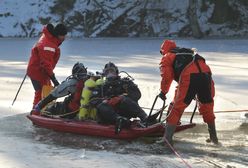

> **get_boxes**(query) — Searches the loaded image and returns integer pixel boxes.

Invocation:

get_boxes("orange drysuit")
[159,40,215,125]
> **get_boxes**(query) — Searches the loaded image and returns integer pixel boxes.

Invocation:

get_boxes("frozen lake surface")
[0,38,247,168]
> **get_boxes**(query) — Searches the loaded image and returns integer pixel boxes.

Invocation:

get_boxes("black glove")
[50,73,60,86]
[158,91,166,101]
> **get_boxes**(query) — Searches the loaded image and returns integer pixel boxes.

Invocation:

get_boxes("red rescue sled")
[27,114,195,140]
[27,95,197,140]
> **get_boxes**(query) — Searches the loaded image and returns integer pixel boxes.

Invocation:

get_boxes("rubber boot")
[163,124,176,146]
[146,111,160,122]
[115,116,131,134]
[206,122,218,144]
[143,111,161,127]
[135,108,153,127]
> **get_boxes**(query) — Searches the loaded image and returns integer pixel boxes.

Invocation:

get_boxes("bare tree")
[89,1,141,37]
[50,0,76,23]
[188,0,203,38]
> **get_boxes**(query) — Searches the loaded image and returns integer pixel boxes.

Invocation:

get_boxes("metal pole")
[11,74,27,106]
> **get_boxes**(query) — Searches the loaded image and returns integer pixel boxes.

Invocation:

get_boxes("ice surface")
[0,38,247,168]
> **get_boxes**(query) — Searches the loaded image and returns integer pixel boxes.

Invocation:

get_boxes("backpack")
[171,47,205,81]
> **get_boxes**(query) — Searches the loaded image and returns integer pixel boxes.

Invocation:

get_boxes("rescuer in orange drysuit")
[159,40,218,145]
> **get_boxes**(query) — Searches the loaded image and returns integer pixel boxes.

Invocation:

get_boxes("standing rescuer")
[159,40,218,145]
[27,23,67,108]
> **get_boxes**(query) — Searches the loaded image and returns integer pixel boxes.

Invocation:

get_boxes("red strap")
[106,96,123,107]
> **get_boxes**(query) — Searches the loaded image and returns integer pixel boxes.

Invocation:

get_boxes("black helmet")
[72,62,87,75]
[53,23,67,36]
[46,23,67,37]
[103,62,119,78]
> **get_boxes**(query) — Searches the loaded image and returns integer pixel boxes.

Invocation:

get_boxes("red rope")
[142,106,248,113]
[182,109,248,114]
[213,109,248,113]
[164,138,193,168]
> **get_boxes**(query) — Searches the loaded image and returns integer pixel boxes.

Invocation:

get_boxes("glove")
[158,91,166,101]
[50,73,60,86]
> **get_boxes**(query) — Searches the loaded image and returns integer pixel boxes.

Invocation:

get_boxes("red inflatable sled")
[27,95,196,140]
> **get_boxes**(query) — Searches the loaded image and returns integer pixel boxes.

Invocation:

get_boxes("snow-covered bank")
[1,1,248,37]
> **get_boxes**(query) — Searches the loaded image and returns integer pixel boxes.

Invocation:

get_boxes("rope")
[164,138,193,168]
[142,106,248,114]
[182,109,248,115]
[41,109,79,118]
[141,106,160,111]
[213,109,248,113]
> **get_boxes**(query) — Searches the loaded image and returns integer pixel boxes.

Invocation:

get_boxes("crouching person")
[96,62,151,134]
[31,62,88,118]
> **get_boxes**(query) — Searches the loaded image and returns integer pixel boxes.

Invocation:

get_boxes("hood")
[42,26,62,46]
[160,40,176,55]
